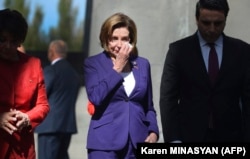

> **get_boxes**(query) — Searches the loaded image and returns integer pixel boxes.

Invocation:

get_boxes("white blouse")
[120,71,135,97]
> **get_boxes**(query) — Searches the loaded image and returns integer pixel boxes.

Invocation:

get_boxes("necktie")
[207,43,219,129]
[208,43,219,85]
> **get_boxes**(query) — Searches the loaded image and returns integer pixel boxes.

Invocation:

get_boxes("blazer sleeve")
[26,59,50,129]
[160,43,181,142]
[43,66,56,97]
[241,43,250,141]
[145,60,159,137]
[84,56,124,106]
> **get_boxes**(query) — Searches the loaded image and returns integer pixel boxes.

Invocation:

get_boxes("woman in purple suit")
[84,13,159,159]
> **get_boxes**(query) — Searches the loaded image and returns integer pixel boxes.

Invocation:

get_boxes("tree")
[24,6,48,50]
[49,0,82,51]
[4,0,84,52]
[3,0,47,51]
[4,0,29,18]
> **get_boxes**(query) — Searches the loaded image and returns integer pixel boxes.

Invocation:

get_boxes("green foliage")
[25,5,48,50]
[3,0,84,52]
[4,0,29,18]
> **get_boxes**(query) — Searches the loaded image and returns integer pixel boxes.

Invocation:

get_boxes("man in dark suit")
[160,0,250,142]
[35,40,80,158]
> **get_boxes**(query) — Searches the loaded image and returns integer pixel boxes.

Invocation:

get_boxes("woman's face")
[108,27,130,57]
[0,32,20,61]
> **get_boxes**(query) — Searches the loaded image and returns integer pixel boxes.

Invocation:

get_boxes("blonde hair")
[99,12,138,56]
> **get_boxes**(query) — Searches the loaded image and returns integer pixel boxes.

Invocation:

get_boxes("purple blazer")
[84,51,159,150]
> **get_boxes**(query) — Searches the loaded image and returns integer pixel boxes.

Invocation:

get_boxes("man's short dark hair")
[195,0,230,19]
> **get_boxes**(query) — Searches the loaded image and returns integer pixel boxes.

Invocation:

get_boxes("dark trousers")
[37,133,71,159]
[204,128,243,142]
[88,138,136,159]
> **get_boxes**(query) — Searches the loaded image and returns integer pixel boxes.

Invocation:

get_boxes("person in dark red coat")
[0,9,49,159]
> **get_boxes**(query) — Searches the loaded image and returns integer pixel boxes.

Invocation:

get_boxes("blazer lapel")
[121,58,140,98]
[215,36,234,85]
[191,34,212,86]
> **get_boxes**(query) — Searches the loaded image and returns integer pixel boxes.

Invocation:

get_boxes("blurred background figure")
[35,40,81,159]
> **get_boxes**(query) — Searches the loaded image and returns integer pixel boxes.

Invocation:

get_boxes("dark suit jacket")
[84,51,159,150]
[35,59,80,134]
[160,32,250,142]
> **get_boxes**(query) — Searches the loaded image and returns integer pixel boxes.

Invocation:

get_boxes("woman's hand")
[144,132,158,143]
[113,43,133,73]
[14,110,30,131]
[0,110,18,135]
